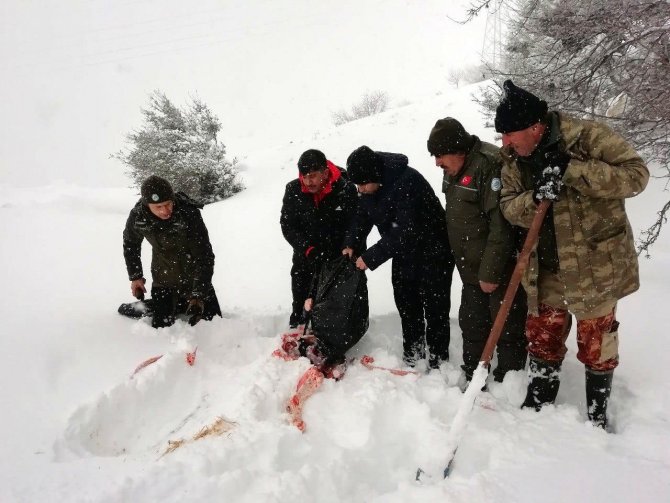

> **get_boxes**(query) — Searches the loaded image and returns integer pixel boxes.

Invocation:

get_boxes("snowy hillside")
[1,82,669,502]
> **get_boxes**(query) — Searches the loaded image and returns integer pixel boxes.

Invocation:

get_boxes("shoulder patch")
[491,177,502,192]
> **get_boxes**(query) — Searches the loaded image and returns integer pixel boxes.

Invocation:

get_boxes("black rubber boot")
[118,299,154,319]
[521,357,562,411]
[585,368,613,429]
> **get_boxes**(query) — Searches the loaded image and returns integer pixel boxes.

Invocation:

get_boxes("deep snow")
[1,1,669,501]
[1,83,669,502]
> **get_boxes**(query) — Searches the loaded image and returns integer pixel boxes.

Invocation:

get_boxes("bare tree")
[332,90,390,126]
[469,0,670,253]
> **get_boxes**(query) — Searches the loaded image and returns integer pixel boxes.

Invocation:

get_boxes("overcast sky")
[0,0,488,188]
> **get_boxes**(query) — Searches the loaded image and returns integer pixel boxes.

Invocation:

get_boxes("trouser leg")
[521,303,571,409]
[459,283,491,380]
[491,285,528,382]
[575,308,619,371]
[392,261,425,365]
[422,254,452,367]
[290,256,314,327]
[526,303,571,363]
[151,287,178,328]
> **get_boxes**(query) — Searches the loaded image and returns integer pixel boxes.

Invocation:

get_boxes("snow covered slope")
[1,81,669,502]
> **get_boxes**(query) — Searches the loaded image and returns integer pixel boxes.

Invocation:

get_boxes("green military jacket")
[443,137,515,286]
[123,193,216,298]
[500,112,649,314]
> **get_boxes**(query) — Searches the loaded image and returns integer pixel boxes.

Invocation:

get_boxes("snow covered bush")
[113,91,243,204]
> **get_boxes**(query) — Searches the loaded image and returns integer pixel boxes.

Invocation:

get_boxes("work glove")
[533,150,570,203]
[186,298,205,326]
[544,149,571,174]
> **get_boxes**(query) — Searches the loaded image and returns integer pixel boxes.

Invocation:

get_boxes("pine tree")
[114,91,243,204]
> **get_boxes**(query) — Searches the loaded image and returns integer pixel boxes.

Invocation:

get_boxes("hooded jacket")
[346,152,451,271]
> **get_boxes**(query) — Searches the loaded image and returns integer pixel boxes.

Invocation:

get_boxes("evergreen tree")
[114,91,243,204]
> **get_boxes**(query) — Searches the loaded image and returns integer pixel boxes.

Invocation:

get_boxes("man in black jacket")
[280,149,359,328]
[344,146,455,368]
[120,175,221,328]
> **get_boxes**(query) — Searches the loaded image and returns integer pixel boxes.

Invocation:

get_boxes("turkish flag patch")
[460,175,473,186]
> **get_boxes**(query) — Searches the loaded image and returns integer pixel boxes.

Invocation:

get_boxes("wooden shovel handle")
[479,200,551,366]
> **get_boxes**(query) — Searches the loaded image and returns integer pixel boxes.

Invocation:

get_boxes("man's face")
[501,123,544,157]
[302,168,330,193]
[434,153,466,177]
[148,200,174,220]
[356,182,380,195]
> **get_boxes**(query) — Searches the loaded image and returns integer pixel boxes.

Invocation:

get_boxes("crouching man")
[119,175,222,328]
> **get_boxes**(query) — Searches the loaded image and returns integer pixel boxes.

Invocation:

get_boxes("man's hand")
[533,166,564,203]
[186,298,205,326]
[304,298,313,312]
[342,247,354,258]
[544,149,570,174]
[131,278,146,300]
[533,149,570,203]
[355,256,368,270]
[479,281,498,293]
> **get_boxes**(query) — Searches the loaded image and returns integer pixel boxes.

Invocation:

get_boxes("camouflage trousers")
[526,304,619,371]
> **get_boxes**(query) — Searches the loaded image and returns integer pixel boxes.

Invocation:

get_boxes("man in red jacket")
[280,149,359,328]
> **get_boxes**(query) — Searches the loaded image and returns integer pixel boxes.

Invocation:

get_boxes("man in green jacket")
[120,175,222,328]
[495,80,649,428]
[427,118,527,388]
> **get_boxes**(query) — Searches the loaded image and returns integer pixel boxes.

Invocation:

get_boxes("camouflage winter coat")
[123,193,215,298]
[500,112,649,315]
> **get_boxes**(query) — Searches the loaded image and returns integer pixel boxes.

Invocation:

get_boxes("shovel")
[417,199,551,481]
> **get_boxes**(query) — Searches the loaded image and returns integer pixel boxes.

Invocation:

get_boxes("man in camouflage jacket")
[495,80,648,428]
[121,175,222,328]
[427,117,527,388]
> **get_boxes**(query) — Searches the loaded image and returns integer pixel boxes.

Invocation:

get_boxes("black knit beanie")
[427,117,474,156]
[346,146,383,184]
[298,149,328,175]
[494,80,548,134]
[141,175,174,205]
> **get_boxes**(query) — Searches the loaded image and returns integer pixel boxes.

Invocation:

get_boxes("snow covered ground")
[1,1,669,501]
[1,83,669,502]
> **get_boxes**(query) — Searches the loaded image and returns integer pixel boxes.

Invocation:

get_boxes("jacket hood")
[377,152,409,187]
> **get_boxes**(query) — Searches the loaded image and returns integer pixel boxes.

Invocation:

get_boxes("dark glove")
[544,150,570,175]
[533,150,570,203]
[186,298,205,326]
[533,167,564,203]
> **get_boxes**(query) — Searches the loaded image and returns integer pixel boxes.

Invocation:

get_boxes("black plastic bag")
[310,256,369,361]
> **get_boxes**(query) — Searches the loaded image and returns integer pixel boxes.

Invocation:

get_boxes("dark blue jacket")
[345,152,451,271]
